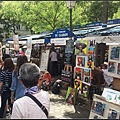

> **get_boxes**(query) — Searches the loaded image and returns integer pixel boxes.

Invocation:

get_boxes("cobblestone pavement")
[48,90,90,119]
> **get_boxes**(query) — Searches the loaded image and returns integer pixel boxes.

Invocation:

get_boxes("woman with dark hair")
[10,55,28,103]
[0,58,14,118]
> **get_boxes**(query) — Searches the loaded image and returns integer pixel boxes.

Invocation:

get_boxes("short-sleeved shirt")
[11,90,50,119]
[50,51,58,61]
[102,69,113,86]
[0,70,12,93]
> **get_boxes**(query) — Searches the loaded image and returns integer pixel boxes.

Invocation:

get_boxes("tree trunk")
[103,0,108,24]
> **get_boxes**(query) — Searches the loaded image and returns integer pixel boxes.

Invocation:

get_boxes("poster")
[82,83,89,97]
[117,63,120,75]
[74,79,82,94]
[110,46,120,60]
[65,87,77,105]
[40,49,50,71]
[75,39,88,55]
[108,108,118,119]
[13,35,19,51]
[89,94,120,119]
[83,68,91,86]
[91,101,106,116]
[102,88,120,105]
[74,67,84,81]
[108,61,116,73]
[76,56,87,67]
[87,41,95,69]
[64,40,74,65]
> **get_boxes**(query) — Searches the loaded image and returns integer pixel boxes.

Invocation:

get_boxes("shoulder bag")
[25,93,48,117]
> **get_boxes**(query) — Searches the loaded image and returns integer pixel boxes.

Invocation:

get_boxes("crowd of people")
[0,52,52,119]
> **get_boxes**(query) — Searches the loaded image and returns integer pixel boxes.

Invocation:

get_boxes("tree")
[103,0,108,24]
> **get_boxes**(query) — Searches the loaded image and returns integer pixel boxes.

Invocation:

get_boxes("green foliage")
[0,1,119,35]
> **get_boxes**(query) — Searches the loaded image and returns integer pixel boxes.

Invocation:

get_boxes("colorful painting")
[110,46,120,60]
[76,56,86,67]
[65,87,77,105]
[91,101,106,116]
[74,79,82,93]
[108,108,118,119]
[75,39,88,55]
[108,61,116,73]
[83,68,91,86]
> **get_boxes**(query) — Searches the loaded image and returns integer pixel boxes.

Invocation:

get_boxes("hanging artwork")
[83,68,91,86]
[75,39,88,56]
[76,56,87,67]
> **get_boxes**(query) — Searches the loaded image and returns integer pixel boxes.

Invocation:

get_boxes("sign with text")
[51,28,74,38]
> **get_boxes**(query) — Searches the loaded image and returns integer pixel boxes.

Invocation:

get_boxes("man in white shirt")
[49,49,58,76]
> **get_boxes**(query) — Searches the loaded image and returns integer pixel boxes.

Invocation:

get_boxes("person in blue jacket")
[10,55,28,103]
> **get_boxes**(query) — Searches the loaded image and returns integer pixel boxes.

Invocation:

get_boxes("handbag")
[25,93,48,117]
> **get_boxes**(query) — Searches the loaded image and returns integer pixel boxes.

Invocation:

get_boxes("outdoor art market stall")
[64,35,120,107]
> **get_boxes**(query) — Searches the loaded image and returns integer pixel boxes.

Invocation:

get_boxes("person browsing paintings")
[94,64,113,89]
[49,49,58,76]
[10,55,28,103]
[11,63,50,119]
[0,58,14,118]
[42,71,54,90]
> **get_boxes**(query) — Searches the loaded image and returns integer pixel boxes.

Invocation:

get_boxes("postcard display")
[107,45,120,78]
[74,39,95,97]
[89,88,120,119]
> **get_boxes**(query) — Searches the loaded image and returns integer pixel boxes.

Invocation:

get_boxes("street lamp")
[66,1,76,40]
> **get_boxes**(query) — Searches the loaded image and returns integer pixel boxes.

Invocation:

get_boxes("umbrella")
[75,42,87,49]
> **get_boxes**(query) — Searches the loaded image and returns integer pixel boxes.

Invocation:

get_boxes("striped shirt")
[0,70,12,93]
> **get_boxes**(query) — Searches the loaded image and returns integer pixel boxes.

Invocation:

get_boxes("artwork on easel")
[108,61,116,73]
[110,46,120,60]
[108,108,118,119]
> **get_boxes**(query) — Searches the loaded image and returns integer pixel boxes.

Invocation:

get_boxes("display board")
[102,88,120,105]
[89,94,120,119]
[64,40,74,65]
[107,45,120,78]
[40,49,50,71]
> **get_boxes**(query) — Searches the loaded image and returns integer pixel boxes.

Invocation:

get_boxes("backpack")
[51,82,62,94]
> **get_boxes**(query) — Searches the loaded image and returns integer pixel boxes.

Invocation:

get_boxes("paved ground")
[48,90,90,119]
